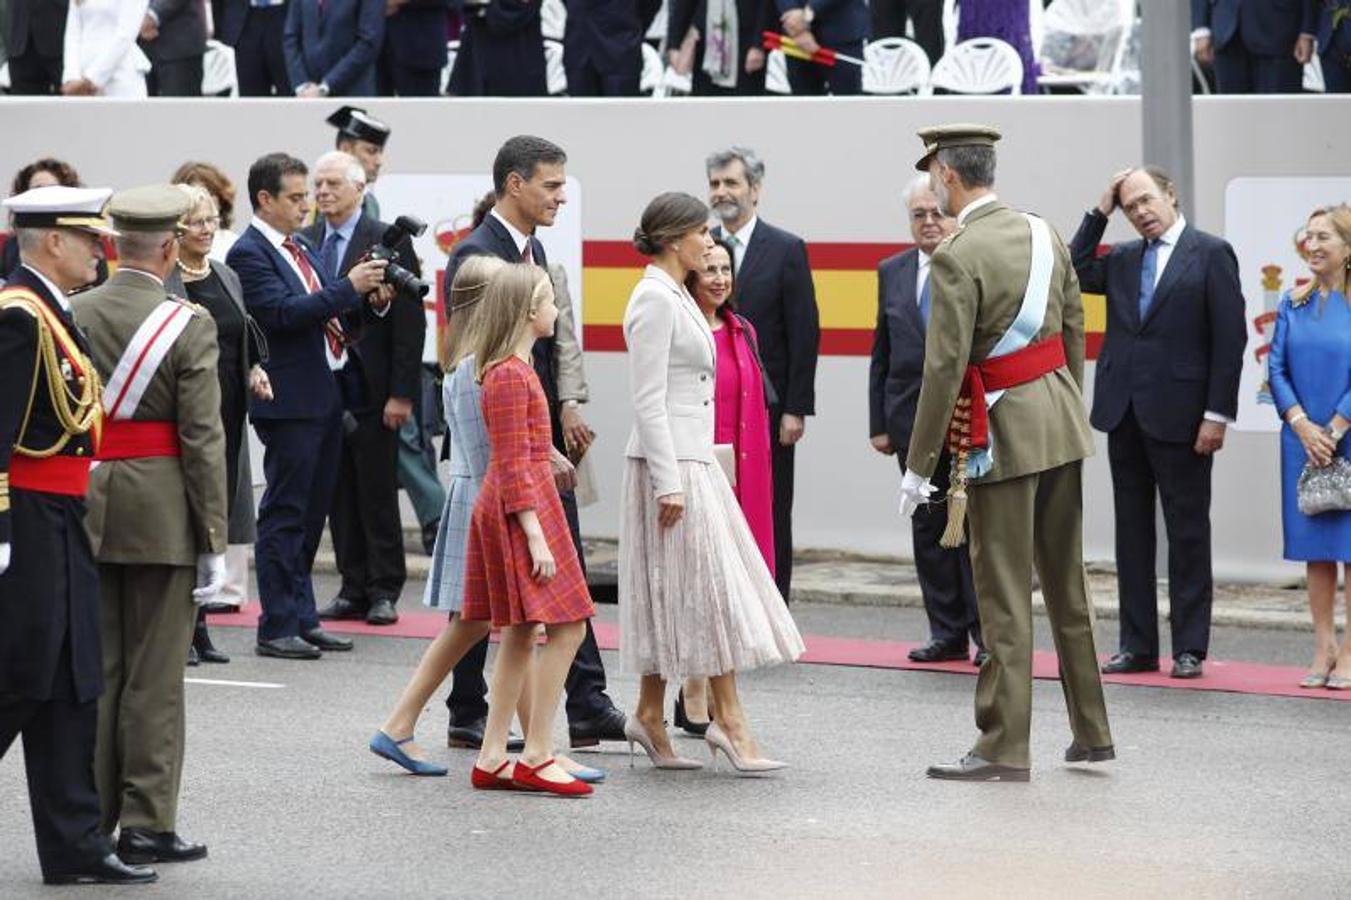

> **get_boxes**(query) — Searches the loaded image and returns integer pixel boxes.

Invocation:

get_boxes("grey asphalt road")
[2,574,1347,899]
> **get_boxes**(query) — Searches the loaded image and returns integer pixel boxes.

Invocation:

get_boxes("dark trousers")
[254,413,344,641]
[232,6,293,96]
[1212,39,1303,93]
[691,48,768,95]
[786,39,864,94]
[386,65,442,96]
[1322,31,1351,93]
[566,55,641,96]
[769,409,797,600]
[330,412,407,605]
[147,56,205,96]
[905,452,982,648]
[0,645,109,877]
[870,0,945,63]
[447,488,614,725]
[7,49,63,94]
[1108,407,1214,659]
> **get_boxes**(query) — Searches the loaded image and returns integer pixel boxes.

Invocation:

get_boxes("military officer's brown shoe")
[1064,742,1116,763]
[926,753,1030,782]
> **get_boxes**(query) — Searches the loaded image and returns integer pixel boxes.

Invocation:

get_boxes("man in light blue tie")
[869,174,984,665]
[1069,166,1247,681]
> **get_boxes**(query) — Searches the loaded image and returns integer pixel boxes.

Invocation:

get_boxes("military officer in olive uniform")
[72,185,228,864]
[900,125,1113,782]
[0,186,157,885]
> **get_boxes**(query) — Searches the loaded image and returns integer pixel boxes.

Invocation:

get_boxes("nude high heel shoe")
[623,717,703,770]
[705,722,787,776]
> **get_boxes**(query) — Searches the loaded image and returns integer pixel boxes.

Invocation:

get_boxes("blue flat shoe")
[369,731,448,776]
[569,764,606,784]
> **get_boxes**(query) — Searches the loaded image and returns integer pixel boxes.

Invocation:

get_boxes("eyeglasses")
[182,217,220,231]
[910,209,946,223]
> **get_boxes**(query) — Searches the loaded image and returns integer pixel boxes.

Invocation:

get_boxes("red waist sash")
[97,421,181,460]
[949,336,1067,452]
[9,455,91,496]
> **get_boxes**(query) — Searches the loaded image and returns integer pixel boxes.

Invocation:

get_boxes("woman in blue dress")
[1268,205,1351,689]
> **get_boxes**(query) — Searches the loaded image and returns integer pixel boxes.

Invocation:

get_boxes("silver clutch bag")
[1297,458,1351,516]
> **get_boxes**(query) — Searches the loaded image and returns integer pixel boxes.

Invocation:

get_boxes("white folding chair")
[1036,0,1133,94]
[765,49,791,95]
[929,37,1024,95]
[201,39,238,97]
[544,39,568,95]
[862,37,932,95]
[441,40,459,94]
[541,0,566,42]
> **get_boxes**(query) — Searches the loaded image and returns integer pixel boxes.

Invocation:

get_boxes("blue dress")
[423,357,491,611]
[1268,290,1351,561]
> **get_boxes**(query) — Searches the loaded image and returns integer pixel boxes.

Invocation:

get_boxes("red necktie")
[282,236,346,361]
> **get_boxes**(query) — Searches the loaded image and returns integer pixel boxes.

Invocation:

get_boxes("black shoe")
[1100,652,1159,675]
[673,689,710,737]
[1171,652,1204,679]
[568,706,628,748]
[908,639,969,663]
[446,716,525,752]
[317,596,368,621]
[256,636,322,660]
[44,853,158,885]
[186,645,200,667]
[193,623,230,664]
[1064,742,1116,763]
[116,828,208,865]
[200,601,237,614]
[197,645,230,664]
[421,519,440,555]
[301,627,354,652]
[972,649,990,667]
[366,598,399,626]
[926,753,1030,782]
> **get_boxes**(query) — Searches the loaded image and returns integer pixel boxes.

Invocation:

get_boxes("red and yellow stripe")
[581,240,1106,359]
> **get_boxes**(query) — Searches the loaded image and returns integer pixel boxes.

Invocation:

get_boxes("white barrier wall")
[2,95,1341,582]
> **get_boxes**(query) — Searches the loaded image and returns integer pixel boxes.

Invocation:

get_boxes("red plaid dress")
[461,356,594,626]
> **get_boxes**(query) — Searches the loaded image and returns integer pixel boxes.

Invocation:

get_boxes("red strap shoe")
[511,758,593,797]
[471,760,518,790]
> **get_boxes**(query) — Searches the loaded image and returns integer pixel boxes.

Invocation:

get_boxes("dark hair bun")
[633,227,661,257]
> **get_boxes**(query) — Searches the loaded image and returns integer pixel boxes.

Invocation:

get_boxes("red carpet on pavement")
[209,603,1350,702]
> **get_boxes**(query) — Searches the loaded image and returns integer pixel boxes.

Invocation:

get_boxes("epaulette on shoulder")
[169,293,210,318]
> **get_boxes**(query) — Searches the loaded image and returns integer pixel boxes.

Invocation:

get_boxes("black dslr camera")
[368,215,431,298]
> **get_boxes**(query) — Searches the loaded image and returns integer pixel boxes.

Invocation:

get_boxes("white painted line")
[184,677,285,689]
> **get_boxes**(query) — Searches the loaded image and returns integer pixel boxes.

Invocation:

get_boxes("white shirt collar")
[956,193,998,226]
[729,215,758,246]
[330,205,364,241]
[490,208,532,257]
[250,215,291,250]
[22,264,70,311]
[918,249,932,268]
[1156,215,1187,246]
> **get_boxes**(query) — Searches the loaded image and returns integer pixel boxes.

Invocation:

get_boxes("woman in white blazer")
[62,0,152,98]
[618,192,803,775]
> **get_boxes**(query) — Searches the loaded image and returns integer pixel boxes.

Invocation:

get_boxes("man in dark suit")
[665,0,771,95]
[378,0,451,96]
[301,151,424,627]
[137,0,208,96]
[446,0,546,96]
[1192,0,1316,94]
[775,0,868,94]
[562,0,660,96]
[6,0,67,95]
[283,0,385,97]
[218,0,292,97]
[707,146,820,601]
[1316,1,1351,93]
[870,175,983,664]
[441,135,626,750]
[869,0,943,63]
[226,152,389,659]
[1069,166,1246,679]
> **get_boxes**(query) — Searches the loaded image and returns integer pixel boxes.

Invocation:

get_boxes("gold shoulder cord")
[0,291,103,458]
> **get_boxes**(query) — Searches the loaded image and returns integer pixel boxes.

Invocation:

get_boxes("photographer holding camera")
[300,150,427,629]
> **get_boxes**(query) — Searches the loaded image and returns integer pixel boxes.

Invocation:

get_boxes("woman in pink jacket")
[676,237,776,734]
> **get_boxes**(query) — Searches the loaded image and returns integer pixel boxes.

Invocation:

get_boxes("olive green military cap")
[915,124,1003,172]
[107,184,192,233]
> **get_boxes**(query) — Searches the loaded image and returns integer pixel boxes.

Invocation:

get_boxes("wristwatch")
[1331,426,1346,443]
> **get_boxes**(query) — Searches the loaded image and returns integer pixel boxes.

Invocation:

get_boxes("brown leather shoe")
[926,753,1030,782]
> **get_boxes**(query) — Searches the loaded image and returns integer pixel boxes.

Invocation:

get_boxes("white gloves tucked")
[192,553,226,606]
[899,469,936,518]
[0,542,10,576]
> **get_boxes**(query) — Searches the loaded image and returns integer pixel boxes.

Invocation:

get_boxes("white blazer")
[63,0,152,98]
[623,264,717,499]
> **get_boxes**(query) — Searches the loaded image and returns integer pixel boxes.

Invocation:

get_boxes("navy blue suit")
[283,0,385,96]
[1070,210,1247,661]
[869,249,980,650]
[219,0,292,96]
[1317,3,1351,92]
[446,0,546,96]
[228,224,366,641]
[1191,0,1316,93]
[439,216,617,726]
[774,0,868,94]
[379,0,451,96]
[562,0,659,96]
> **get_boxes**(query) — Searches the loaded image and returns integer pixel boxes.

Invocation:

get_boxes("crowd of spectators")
[1,2,1343,99]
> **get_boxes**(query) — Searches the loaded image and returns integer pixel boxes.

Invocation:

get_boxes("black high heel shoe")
[673,689,710,737]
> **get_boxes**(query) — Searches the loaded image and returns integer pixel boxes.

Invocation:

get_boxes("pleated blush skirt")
[619,458,805,680]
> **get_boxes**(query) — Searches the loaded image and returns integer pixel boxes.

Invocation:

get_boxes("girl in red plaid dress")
[462,264,595,797]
